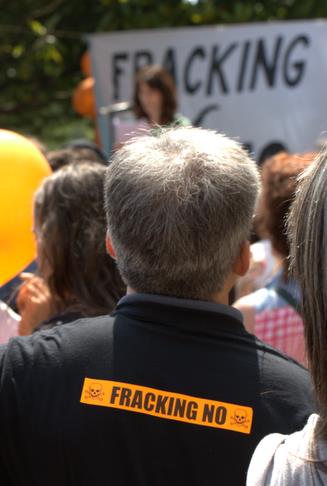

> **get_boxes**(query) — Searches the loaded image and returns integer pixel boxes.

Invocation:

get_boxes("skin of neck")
[147,109,161,125]
[210,273,238,305]
[126,272,239,306]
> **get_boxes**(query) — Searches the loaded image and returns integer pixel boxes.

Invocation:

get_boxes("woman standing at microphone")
[133,65,190,128]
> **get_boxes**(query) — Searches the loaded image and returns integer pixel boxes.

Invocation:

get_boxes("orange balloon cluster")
[73,77,96,118]
[0,130,51,286]
[81,50,92,77]
[72,51,96,119]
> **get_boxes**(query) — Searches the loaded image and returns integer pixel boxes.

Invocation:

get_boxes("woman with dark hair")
[133,65,190,127]
[247,148,327,485]
[234,151,314,365]
[17,162,125,334]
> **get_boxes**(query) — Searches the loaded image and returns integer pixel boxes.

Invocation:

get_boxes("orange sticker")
[80,378,253,435]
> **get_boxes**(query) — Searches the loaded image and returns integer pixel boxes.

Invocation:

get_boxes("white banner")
[89,20,327,160]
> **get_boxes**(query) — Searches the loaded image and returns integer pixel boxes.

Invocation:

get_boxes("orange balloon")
[81,51,92,77]
[0,130,51,286]
[72,77,96,118]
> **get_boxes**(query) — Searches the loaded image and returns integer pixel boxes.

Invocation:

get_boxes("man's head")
[105,127,260,300]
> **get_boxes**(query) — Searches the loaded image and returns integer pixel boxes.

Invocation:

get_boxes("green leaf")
[29,19,47,36]
[12,45,25,58]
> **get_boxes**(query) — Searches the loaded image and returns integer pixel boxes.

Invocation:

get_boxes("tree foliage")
[1,0,327,146]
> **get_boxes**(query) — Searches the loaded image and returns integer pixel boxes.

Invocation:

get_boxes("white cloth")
[235,240,279,299]
[0,301,19,344]
[247,414,327,485]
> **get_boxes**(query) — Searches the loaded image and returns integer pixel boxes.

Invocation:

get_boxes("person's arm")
[246,433,288,486]
[16,273,54,335]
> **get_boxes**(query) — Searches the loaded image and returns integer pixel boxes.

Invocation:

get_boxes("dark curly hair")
[256,151,315,260]
[34,162,125,316]
[133,65,177,125]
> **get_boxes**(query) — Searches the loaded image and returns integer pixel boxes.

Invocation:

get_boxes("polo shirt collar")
[114,293,245,335]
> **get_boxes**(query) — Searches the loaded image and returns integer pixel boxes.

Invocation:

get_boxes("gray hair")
[288,147,327,437]
[105,127,260,300]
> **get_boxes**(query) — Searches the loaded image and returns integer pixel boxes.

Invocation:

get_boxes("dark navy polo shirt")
[0,293,314,485]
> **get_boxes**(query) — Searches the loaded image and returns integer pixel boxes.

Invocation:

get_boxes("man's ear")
[232,240,250,277]
[106,231,116,259]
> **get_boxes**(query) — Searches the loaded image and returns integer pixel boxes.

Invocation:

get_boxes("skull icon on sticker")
[230,408,250,428]
[84,382,105,401]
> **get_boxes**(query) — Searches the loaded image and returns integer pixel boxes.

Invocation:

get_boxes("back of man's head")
[105,127,259,300]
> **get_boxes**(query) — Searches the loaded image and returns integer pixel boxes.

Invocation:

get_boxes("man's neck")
[211,293,230,306]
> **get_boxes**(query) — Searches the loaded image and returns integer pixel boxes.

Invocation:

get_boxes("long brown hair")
[133,65,177,125]
[288,148,327,438]
[34,162,125,317]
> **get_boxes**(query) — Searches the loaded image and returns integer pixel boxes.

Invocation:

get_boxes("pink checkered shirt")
[255,306,306,366]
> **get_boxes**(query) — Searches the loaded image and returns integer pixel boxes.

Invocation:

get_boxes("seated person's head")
[105,127,259,302]
[34,162,125,316]
[256,152,315,262]
[47,144,107,172]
